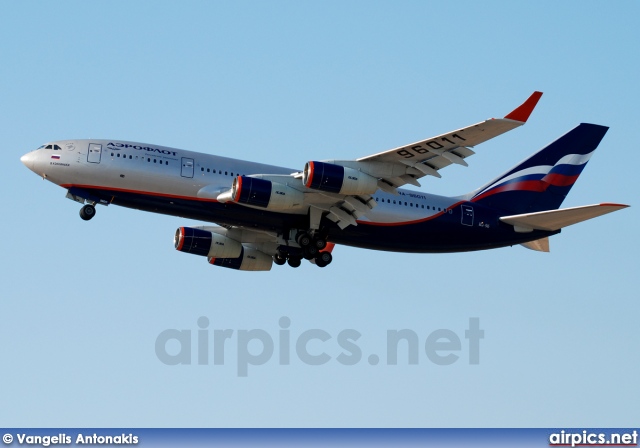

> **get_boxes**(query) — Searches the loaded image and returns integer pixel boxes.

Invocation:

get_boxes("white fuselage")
[21,139,460,225]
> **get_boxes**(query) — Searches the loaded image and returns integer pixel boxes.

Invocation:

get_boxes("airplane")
[20,91,628,271]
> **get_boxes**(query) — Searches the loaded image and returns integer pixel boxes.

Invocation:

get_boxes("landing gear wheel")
[302,245,318,260]
[296,231,311,247]
[79,204,96,221]
[287,257,301,268]
[312,237,327,250]
[315,252,332,268]
[273,253,287,266]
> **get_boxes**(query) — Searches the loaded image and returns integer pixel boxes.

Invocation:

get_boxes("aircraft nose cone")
[21,152,35,170]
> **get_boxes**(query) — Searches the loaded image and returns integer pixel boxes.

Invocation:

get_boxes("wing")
[357,91,543,192]
[297,91,543,228]
[219,92,543,230]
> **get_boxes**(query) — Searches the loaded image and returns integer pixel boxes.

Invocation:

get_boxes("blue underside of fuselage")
[75,186,557,253]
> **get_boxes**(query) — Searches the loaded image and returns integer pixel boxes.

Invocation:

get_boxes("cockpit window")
[45,145,53,149]
[37,145,45,149]
[53,145,61,150]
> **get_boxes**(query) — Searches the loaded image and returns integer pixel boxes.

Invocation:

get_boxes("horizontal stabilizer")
[521,237,550,252]
[500,203,629,232]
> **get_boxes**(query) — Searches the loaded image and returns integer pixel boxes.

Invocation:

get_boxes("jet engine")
[218,176,304,211]
[303,161,378,195]
[174,227,242,258]
[208,246,273,271]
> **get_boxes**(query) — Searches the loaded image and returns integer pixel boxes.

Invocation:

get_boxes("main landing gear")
[272,231,333,269]
[314,251,332,268]
[296,230,327,259]
[273,251,306,268]
[79,204,96,221]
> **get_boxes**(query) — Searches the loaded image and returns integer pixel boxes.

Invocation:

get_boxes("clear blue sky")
[1,1,638,427]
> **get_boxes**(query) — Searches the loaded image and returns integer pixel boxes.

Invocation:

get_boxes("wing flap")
[500,203,629,231]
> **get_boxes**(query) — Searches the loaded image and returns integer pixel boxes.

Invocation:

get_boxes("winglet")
[504,91,543,123]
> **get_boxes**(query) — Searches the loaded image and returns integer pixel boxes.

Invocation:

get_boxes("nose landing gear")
[79,204,96,221]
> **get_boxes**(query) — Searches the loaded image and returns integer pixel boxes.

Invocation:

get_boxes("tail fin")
[469,123,608,214]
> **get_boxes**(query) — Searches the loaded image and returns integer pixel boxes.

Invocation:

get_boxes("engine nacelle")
[208,246,273,271]
[221,176,304,211]
[174,227,242,258]
[303,161,378,195]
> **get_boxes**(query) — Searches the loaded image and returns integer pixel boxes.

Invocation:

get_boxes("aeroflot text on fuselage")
[19,91,629,272]
[107,142,178,156]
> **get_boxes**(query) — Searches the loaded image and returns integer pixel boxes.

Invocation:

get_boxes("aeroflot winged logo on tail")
[20,91,629,272]
[472,151,594,201]
[107,142,178,156]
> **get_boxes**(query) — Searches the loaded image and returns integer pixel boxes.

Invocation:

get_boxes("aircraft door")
[461,205,474,226]
[87,143,102,163]
[181,157,194,178]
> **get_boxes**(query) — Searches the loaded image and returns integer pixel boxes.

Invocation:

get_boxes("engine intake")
[208,246,273,271]
[174,227,242,258]
[303,161,378,195]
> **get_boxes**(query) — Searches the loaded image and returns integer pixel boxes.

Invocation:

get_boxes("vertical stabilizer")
[470,123,608,214]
